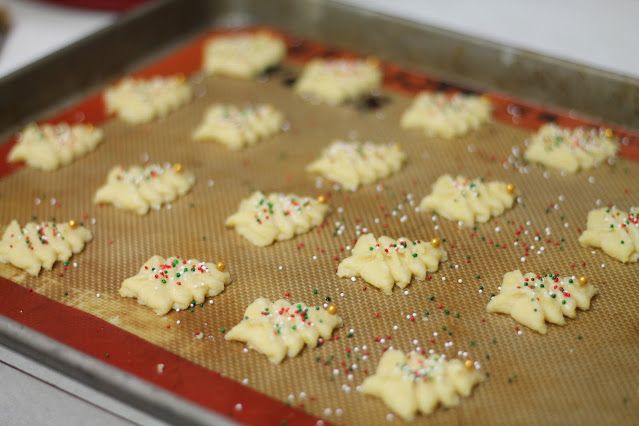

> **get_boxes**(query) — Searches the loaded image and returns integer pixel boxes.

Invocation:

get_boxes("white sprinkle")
[350,277,356,282]
[156,363,165,374]
[588,176,595,184]
[207,179,215,187]
[332,368,340,376]
[242,378,249,385]
[278,265,283,271]
[34,197,41,205]
[457,278,463,283]
[312,255,318,260]
[403,290,409,296]
[234,403,243,412]
[96,293,101,298]
[393,325,399,331]
[386,413,395,422]
[324,408,332,416]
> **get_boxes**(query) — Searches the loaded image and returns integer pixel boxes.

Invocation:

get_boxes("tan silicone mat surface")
[1,58,638,425]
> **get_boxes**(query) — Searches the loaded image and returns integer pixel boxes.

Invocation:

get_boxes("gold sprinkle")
[68,220,78,229]
[216,261,226,272]
[430,237,441,248]
[173,163,183,173]
[327,304,337,315]
[317,195,327,204]
[604,128,613,138]
[578,276,588,286]
[366,56,380,67]
[506,183,516,194]
[464,359,474,369]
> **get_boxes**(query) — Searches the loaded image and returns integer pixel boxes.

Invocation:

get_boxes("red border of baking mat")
[1,27,638,424]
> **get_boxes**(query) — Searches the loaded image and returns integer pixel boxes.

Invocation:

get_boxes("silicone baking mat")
[1,28,638,425]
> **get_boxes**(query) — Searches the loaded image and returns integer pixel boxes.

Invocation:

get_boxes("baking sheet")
[1,29,638,425]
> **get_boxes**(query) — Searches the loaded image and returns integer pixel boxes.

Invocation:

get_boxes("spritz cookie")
[225,297,342,364]
[337,234,447,294]
[105,76,192,124]
[94,163,195,215]
[306,140,406,191]
[8,123,103,171]
[120,255,231,315]
[579,206,639,263]
[295,58,382,105]
[0,219,92,276]
[225,191,329,247]
[203,32,286,79]
[524,124,618,173]
[486,270,598,334]
[401,92,491,139]
[362,349,483,421]
[419,175,516,226]
[193,104,284,150]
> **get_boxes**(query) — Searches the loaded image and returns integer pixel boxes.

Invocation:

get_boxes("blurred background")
[0,0,638,79]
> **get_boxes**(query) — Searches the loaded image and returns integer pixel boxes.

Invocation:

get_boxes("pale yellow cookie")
[337,234,447,294]
[225,297,342,364]
[362,349,484,421]
[295,58,382,105]
[193,104,284,150]
[486,270,598,334]
[120,255,231,315]
[203,32,286,79]
[579,206,639,263]
[225,191,329,247]
[419,174,516,226]
[401,92,491,139]
[105,76,192,124]
[8,123,103,171]
[524,124,618,173]
[0,219,92,276]
[306,141,406,191]
[94,163,195,215]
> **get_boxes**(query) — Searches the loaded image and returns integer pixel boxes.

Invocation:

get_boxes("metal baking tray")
[1,1,637,424]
